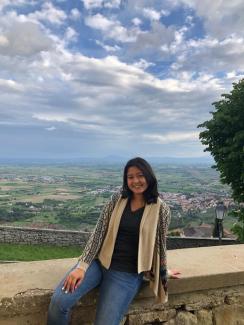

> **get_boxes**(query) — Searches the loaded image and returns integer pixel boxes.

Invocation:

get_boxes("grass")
[0,243,82,261]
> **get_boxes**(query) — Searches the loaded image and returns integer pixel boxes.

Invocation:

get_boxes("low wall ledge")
[1,245,244,325]
[0,225,91,234]
[0,225,238,248]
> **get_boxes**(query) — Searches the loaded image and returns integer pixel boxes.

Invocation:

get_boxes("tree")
[230,207,244,241]
[198,79,244,241]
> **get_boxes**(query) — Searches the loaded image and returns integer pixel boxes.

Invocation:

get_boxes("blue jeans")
[47,260,143,325]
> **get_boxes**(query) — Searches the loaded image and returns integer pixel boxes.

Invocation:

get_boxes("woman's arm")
[77,191,121,271]
[158,201,171,268]
[158,202,180,286]
[62,192,121,293]
[158,201,171,291]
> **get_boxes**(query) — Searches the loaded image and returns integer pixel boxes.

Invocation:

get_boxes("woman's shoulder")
[157,196,168,207]
[157,197,171,228]
[109,189,123,204]
[158,197,171,215]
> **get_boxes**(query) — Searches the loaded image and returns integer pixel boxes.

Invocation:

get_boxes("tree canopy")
[198,79,244,203]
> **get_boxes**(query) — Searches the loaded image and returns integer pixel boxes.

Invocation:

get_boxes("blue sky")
[0,0,244,159]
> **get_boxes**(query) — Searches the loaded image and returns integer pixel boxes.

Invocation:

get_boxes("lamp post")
[215,201,226,244]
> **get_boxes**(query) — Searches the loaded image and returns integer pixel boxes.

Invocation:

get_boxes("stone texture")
[195,309,212,325]
[213,304,244,325]
[0,225,237,248]
[1,245,244,324]
[175,311,197,325]
[127,309,176,324]
[0,313,47,325]
[224,293,244,305]
[164,319,176,325]
[0,225,90,247]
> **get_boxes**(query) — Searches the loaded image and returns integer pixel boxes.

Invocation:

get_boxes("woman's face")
[127,166,148,196]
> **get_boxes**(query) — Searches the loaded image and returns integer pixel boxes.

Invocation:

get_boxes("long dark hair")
[121,157,159,204]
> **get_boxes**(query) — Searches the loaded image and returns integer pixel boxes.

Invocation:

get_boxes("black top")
[110,200,144,273]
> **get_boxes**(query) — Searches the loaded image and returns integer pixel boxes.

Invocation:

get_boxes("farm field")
[0,163,235,233]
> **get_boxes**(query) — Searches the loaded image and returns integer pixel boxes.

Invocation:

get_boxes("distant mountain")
[0,155,214,166]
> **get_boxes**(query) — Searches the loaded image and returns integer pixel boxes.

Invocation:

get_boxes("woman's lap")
[47,260,143,325]
[95,269,143,325]
[47,260,102,324]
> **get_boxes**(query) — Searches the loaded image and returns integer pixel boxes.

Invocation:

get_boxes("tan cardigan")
[78,192,171,303]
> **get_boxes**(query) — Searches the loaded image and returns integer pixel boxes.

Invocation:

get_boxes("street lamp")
[215,201,227,243]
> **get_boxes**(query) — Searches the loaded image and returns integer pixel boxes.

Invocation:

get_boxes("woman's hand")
[168,269,181,279]
[62,268,85,294]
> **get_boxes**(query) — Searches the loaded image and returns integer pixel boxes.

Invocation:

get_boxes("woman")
[47,157,179,325]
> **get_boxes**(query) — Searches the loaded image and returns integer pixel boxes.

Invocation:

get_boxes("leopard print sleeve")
[156,201,171,268]
[77,191,121,271]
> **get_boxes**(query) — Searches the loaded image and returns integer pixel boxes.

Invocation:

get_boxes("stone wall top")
[1,244,244,300]
[0,225,90,234]
[1,245,244,324]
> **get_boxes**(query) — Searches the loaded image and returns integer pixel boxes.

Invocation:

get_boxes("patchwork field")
[0,163,234,233]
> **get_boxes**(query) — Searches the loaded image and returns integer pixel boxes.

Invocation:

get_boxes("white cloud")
[173,0,244,38]
[0,78,24,91]
[0,21,52,57]
[82,0,121,9]
[143,8,162,21]
[1,0,242,158]
[226,71,244,80]
[85,13,113,30]
[173,35,244,73]
[104,0,121,8]
[64,27,78,43]
[95,40,120,52]
[0,39,224,156]
[128,21,176,58]
[0,35,9,46]
[28,2,67,26]
[85,14,138,42]
[161,9,170,16]
[82,0,103,9]
[133,58,155,70]
[33,114,69,123]
[132,17,142,26]
[0,0,30,11]
[32,111,128,135]
[45,126,56,131]
[70,8,81,20]
[144,131,199,144]
[194,1,244,38]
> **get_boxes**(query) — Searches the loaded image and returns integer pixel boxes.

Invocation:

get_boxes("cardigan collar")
[98,195,161,271]
[98,195,167,303]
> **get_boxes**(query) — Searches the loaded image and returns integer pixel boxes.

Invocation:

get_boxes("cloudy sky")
[0,0,244,160]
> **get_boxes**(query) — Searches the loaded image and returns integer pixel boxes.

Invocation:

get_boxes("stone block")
[175,311,197,325]
[213,304,244,325]
[127,309,176,325]
[164,319,176,325]
[224,293,244,305]
[195,309,212,325]
[0,312,47,325]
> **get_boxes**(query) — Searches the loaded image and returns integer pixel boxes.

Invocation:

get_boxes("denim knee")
[49,289,69,315]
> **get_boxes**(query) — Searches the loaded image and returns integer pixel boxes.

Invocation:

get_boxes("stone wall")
[1,245,244,325]
[0,225,90,247]
[1,283,244,325]
[166,236,237,249]
[0,225,237,249]
[126,284,244,325]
